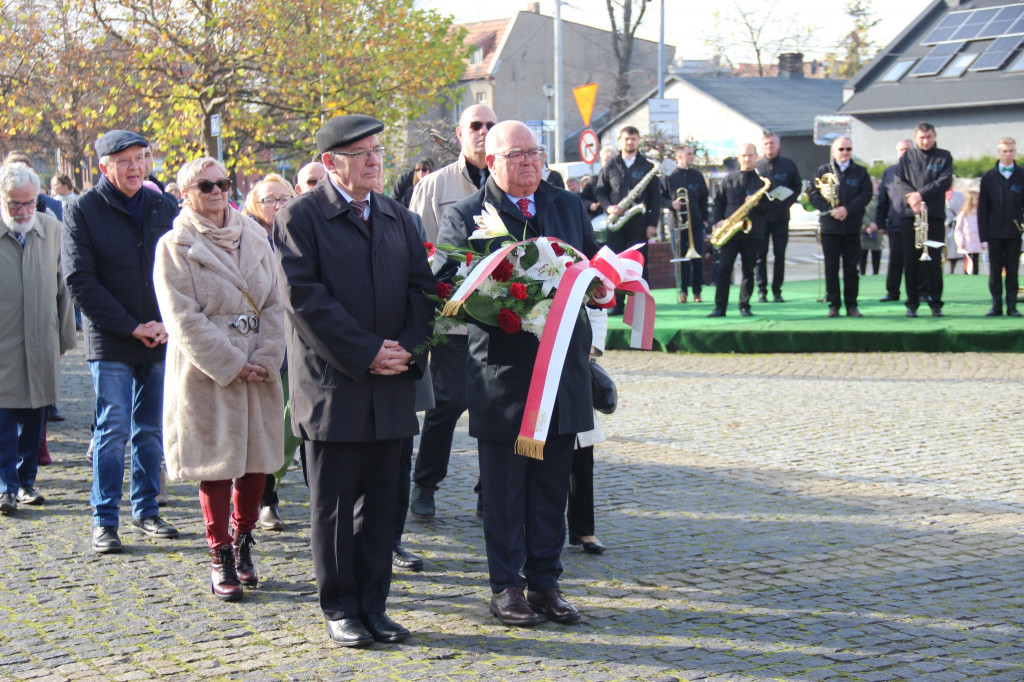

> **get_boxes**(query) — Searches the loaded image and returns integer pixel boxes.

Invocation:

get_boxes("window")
[940,53,977,77]
[476,92,487,104]
[878,59,916,82]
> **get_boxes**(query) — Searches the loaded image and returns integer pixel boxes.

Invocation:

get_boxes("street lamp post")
[543,83,554,151]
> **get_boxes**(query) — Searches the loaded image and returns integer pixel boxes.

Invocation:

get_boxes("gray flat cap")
[95,130,149,158]
[316,115,384,154]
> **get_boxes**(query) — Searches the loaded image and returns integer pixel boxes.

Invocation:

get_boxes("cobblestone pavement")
[3,345,1024,681]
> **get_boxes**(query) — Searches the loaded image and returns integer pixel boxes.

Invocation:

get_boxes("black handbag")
[590,358,617,415]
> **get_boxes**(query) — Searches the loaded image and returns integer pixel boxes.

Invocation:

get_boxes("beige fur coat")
[154,213,285,482]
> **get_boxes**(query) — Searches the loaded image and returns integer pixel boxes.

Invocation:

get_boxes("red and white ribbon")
[440,241,521,317]
[589,245,655,350]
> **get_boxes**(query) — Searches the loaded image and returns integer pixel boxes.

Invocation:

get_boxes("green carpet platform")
[606,274,1024,353]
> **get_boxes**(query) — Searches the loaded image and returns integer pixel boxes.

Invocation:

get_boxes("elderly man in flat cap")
[63,130,180,554]
[274,114,434,646]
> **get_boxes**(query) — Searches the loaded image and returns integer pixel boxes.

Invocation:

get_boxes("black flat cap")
[95,130,149,158]
[316,115,384,154]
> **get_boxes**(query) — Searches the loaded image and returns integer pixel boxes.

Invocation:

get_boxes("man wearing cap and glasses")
[274,114,434,646]
[406,104,498,526]
[62,130,181,554]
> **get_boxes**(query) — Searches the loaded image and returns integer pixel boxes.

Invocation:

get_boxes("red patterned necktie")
[517,197,532,219]
[349,199,368,225]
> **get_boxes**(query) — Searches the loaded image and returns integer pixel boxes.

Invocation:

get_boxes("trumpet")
[914,204,931,261]
[710,176,772,249]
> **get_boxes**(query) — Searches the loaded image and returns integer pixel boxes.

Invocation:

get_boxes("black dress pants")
[714,237,759,311]
[755,219,789,295]
[988,236,1022,310]
[822,232,861,310]
[677,227,704,297]
[885,230,904,298]
[900,217,944,311]
[307,439,400,620]
[567,445,595,537]
[413,336,468,492]
[478,434,575,593]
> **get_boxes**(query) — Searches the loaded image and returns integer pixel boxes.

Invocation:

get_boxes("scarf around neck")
[178,204,243,252]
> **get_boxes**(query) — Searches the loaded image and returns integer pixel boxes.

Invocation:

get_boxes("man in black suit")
[875,139,913,302]
[274,115,434,646]
[434,121,602,627]
[807,136,873,317]
[660,143,709,304]
[754,133,801,303]
[978,136,1024,317]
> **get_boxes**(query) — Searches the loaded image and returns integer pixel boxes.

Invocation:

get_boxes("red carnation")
[492,259,514,282]
[436,282,452,299]
[464,252,473,265]
[551,243,565,256]
[424,242,435,257]
[497,308,521,334]
[509,282,528,300]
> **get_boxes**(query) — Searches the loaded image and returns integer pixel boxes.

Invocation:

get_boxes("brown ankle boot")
[210,545,243,601]
[233,530,258,587]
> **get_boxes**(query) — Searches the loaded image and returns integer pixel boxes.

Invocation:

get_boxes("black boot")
[210,545,243,601]
[232,530,258,587]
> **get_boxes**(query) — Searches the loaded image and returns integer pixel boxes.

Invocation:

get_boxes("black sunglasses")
[836,147,852,152]
[193,178,232,193]
[468,120,496,131]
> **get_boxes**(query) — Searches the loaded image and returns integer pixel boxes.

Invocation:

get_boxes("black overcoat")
[273,178,434,443]
[434,177,598,441]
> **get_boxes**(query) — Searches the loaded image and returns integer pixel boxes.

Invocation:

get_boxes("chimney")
[778,52,805,79]
[527,2,540,12]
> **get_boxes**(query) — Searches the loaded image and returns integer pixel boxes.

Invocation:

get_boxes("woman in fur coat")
[154,158,285,602]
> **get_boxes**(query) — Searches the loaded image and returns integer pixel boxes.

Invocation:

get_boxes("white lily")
[523,237,574,296]
[470,202,511,241]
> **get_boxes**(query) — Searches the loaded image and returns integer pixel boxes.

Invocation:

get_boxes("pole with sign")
[573,82,599,169]
[210,114,223,164]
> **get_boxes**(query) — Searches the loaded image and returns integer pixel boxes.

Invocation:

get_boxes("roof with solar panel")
[839,0,1024,115]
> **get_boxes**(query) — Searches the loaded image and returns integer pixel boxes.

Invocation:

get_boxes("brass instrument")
[665,188,701,294]
[815,171,840,209]
[710,176,772,249]
[914,203,931,261]
[593,161,666,233]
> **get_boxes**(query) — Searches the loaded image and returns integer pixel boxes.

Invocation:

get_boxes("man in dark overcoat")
[978,136,1024,317]
[273,115,434,646]
[434,121,602,627]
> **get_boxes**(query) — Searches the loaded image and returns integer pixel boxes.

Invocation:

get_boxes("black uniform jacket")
[434,177,598,441]
[62,177,178,363]
[807,162,873,235]
[978,163,1024,241]
[754,155,801,222]
[595,154,660,228]
[875,164,903,232]
[711,170,772,241]
[660,167,708,230]
[273,178,434,443]
[894,145,953,219]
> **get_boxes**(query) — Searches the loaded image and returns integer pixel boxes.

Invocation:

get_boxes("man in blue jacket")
[63,130,180,554]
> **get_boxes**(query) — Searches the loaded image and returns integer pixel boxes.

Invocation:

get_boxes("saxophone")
[914,203,931,261]
[601,162,664,233]
[710,176,772,249]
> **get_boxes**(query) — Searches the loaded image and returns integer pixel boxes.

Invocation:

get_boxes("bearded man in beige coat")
[0,163,75,514]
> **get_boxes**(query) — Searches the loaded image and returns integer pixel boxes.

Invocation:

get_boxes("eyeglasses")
[836,147,852,152]
[414,167,431,173]
[497,148,544,164]
[332,147,386,161]
[468,120,496,132]
[259,196,290,207]
[108,154,146,169]
[304,177,320,186]
[5,200,36,212]
[192,178,232,193]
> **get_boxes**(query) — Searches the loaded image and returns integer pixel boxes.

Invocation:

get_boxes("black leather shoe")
[0,492,17,515]
[361,613,410,643]
[392,545,424,572]
[739,307,753,316]
[1009,308,1022,317]
[581,540,605,554]
[931,308,945,317]
[773,293,786,303]
[707,308,725,318]
[92,526,123,554]
[847,307,863,318]
[879,294,900,302]
[325,617,374,647]
[906,308,918,318]
[827,307,839,318]
[527,587,581,624]
[986,308,1003,316]
[131,515,179,538]
[490,587,543,626]
[45,404,65,422]
[258,504,284,531]
[757,292,768,303]
[17,485,44,505]
[409,486,435,519]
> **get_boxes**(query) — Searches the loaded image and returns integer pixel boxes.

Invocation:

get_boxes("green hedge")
[867,155,1017,180]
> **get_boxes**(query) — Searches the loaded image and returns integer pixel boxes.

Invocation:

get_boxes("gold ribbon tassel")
[441,300,464,317]
[514,436,545,460]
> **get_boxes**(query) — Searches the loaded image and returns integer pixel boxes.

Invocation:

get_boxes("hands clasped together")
[370,339,411,376]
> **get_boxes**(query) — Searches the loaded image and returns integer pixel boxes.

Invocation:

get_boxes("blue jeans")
[89,361,164,527]
[0,407,46,494]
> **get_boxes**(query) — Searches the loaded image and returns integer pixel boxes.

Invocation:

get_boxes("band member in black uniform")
[661,144,708,304]
[894,122,953,317]
[708,143,770,317]
[875,139,913,302]
[754,132,801,303]
[978,136,1024,317]
[807,137,873,317]
[595,126,659,314]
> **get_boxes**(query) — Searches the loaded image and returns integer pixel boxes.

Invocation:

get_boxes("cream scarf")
[178,204,244,252]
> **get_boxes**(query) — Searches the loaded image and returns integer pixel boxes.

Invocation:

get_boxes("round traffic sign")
[578,129,599,165]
